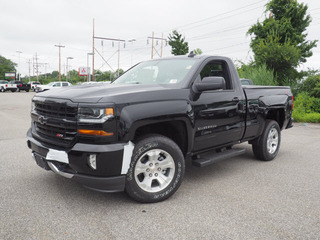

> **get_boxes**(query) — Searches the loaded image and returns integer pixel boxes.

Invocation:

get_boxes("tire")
[252,120,281,161]
[17,88,20,92]
[35,88,39,93]
[26,89,29,92]
[125,135,185,203]
[0,87,4,92]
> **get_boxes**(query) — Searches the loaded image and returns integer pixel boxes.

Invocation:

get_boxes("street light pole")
[66,57,73,81]
[87,53,93,82]
[128,39,136,66]
[16,51,22,80]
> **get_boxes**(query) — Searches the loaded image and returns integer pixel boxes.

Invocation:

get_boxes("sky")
[1,0,320,78]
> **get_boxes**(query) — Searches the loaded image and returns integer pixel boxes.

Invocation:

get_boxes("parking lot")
[1,92,319,239]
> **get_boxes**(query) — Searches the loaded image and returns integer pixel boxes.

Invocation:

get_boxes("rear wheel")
[16,88,20,92]
[252,120,281,161]
[26,89,29,92]
[0,87,4,92]
[125,135,185,203]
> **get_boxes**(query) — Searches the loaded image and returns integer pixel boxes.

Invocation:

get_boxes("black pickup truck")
[27,55,293,203]
[7,80,31,92]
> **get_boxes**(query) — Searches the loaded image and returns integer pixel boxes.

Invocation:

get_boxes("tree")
[247,0,317,85]
[299,74,320,98]
[168,30,189,55]
[193,48,203,55]
[0,55,16,79]
[237,62,276,86]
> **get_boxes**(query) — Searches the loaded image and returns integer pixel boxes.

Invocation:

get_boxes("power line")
[157,0,266,34]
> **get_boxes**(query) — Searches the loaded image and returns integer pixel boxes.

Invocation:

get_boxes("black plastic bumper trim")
[73,174,125,192]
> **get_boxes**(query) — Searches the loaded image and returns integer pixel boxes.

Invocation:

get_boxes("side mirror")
[193,76,226,93]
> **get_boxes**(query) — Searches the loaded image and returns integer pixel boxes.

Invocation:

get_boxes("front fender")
[118,100,194,144]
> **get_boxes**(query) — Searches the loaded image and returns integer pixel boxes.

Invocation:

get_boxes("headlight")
[31,101,36,112]
[78,107,114,123]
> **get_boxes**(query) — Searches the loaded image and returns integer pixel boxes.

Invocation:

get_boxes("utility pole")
[151,32,154,59]
[54,44,65,82]
[87,53,93,82]
[118,42,120,77]
[161,33,164,57]
[148,33,166,59]
[16,51,22,80]
[92,18,95,81]
[42,63,49,79]
[66,57,73,81]
[27,59,32,82]
[35,53,39,82]
[128,39,136,66]
[32,56,35,77]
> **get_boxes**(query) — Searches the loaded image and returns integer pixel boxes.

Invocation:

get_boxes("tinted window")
[62,83,68,87]
[199,61,232,89]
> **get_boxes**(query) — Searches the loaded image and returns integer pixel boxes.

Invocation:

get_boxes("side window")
[199,61,232,90]
[62,83,68,87]
[241,80,250,85]
[53,83,60,87]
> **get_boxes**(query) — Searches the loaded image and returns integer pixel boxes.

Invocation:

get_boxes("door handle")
[232,97,240,102]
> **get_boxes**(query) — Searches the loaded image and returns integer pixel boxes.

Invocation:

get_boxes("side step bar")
[192,148,246,167]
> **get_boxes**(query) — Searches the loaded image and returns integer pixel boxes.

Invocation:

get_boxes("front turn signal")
[78,129,114,136]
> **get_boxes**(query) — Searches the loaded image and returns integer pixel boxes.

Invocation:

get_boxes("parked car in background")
[29,81,41,91]
[13,81,31,92]
[35,81,72,92]
[240,78,253,85]
[5,81,18,92]
[0,80,8,92]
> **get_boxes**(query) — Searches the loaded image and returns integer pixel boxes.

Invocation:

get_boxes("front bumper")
[27,129,131,192]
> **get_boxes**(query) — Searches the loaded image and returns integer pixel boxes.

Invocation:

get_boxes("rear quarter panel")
[242,86,292,141]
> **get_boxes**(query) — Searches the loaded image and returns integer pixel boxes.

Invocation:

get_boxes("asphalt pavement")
[0,92,319,240]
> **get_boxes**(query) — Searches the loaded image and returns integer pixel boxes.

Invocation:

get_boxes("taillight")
[291,95,294,110]
[20,84,22,87]
[35,85,37,87]
[5,84,7,87]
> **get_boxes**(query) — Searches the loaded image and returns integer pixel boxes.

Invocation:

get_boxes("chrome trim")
[47,162,74,179]
[31,153,36,161]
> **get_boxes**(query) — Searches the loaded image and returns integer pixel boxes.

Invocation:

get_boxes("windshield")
[113,59,197,85]
[47,82,55,86]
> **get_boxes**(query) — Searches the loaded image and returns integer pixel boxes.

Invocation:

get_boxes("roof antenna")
[188,51,196,57]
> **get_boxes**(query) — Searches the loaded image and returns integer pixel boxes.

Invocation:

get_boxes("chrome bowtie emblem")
[38,116,47,125]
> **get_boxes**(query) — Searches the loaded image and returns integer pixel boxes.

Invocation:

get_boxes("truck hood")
[36,84,187,104]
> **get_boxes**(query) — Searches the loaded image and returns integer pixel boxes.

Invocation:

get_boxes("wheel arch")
[266,108,286,129]
[132,120,189,157]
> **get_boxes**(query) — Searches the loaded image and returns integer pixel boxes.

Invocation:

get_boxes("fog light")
[88,154,97,170]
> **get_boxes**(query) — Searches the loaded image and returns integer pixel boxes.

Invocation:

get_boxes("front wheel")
[125,135,185,203]
[252,120,281,161]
